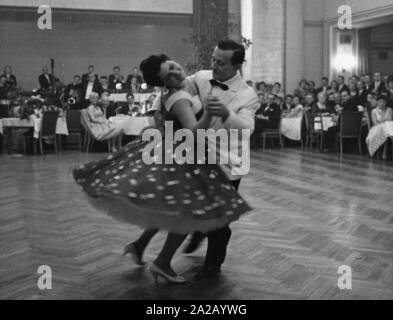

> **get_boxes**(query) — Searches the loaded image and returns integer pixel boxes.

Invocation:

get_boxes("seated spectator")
[118,93,137,116]
[81,65,98,84]
[286,95,303,118]
[316,77,331,95]
[303,93,316,112]
[251,93,281,149]
[340,90,358,112]
[129,76,141,94]
[272,82,284,98]
[366,96,393,159]
[312,92,334,115]
[99,76,109,91]
[85,92,123,152]
[337,75,349,93]
[2,65,17,89]
[294,79,309,99]
[108,66,125,90]
[348,81,358,98]
[356,80,368,107]
[330,80,339,93]
[65,75,82,102]
[0,75,9,99]
[126,67,143,88]
[281,94,293,114]
[101,95,116,119]
[370,72,387,95]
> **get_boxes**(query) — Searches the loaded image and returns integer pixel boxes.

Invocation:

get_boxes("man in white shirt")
[127,40,259,280]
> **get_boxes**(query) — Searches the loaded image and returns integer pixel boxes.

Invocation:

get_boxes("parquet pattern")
[0,149,392,300]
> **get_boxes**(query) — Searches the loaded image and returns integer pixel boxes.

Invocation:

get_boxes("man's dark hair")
[140,54,170,87]
[217,39,245,65]
[88,65,94,69]
[274,82,282,87]
[126,93,135,99]
[322,77,329,81]
[113,66,120,71]
[285,94,293,99]
[338,75,345,80]
[100,76,107,80]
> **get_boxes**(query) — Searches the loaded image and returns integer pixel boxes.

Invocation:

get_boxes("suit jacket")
[356,88,368,107]
[64,83,82,101]
[316,86,332,95]
[81,81,103,105]
[39,73,55,90]
[256,103,281,128]
[185,70,259,179]
[341,98,358,112]
[81,73,98,84]
[108,75,126,90]
[338,84,350,93]
[2,74,17,87]
[369,82,387,94]
[126,74,143,88]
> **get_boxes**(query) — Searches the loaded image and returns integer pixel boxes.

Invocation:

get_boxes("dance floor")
[1,149,393,300]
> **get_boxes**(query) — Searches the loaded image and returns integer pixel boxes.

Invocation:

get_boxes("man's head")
[374,72,382,82]
[100,76,108,86]
[246,80,253,87]
[88,73,96,83]
[113,66,120,75]
[383,74,389,83]
[321,77,329,87]
[341,90,350,102]
[317,92,326,103]
[88,65,94,73]
[338,75,345,85]
[257,93,265,104]
[42,66,49,74]
[211,39,245,82]
[133,67,139,74]
[131,76,138,85]
[369,93,378,107]
[305,93,314,105]
[101,95,111,108]
[334,92,341,103]
[73,75,81,84]
[265,94,275,105]
[308,80,316,89]
[126,93,135,104]
[356,80,364,90]
[285,94,293,105]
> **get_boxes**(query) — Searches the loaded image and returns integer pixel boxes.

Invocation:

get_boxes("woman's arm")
[371,109,378,126]
[170,99,211,133]
[386,108,393,121]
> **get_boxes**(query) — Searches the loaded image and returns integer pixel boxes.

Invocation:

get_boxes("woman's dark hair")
[139,54,170,87]
[126,93,134,99]
[217,39,245,65]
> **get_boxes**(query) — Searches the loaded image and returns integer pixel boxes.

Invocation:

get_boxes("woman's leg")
[131,229,159,258]
[153,233,187,276]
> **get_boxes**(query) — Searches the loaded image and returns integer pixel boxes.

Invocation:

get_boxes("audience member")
[81,65,98,83]
[38,65,55,91]
[2,65,17,88]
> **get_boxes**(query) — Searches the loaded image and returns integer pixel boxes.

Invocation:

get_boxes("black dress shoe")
[183,232,205,254]
[195,265,221,280]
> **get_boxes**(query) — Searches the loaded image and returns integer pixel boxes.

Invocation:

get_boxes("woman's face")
[293,97,300,105]
[158,60,186,88]
[90,95,99,105]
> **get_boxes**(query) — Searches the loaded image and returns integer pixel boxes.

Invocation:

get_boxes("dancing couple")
[73,39,259,284]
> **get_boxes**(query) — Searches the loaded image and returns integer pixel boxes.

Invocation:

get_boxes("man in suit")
[118,93,138,116]
[81,65,98,84]
[316,77,331,95]
[99,76,109,91]
[356,80,368,107]
[108,66,125,90]
[340,90,358,112]
[251,93,281,148]
[370,72,387,94]
[38,66,55,91]
[127,40,259,280]
[337,75,349,93]
[81,73,103,108]
[126,67,143,88]
[282,94,293,113]
[64,75,82,107]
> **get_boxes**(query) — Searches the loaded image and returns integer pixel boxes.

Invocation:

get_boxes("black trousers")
[203,179,241,267]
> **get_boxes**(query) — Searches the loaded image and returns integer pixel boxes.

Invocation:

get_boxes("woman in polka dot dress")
[73,55,252,284]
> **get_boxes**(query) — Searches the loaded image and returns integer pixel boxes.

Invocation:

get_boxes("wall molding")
[0,5,193,27]
[303,20,323,28]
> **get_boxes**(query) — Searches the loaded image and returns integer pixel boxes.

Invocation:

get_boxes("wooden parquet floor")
[0,149,392,300]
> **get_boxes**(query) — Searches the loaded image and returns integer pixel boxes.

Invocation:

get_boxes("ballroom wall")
[0,7,193,90]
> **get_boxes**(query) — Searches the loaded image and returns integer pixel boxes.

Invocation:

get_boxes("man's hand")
[256,114,268,120]
[205,95,230,121]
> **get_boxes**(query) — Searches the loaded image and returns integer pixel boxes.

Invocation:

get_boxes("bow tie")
[209,79,229,91]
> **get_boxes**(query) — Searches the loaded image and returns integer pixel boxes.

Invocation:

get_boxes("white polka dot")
[185,173,192,179]
[114,176,121,180]
[197,195,206,201]
[183,199,192,205]
[118,166,125,170]
[107,155,114,160]
[209,174,216,179]
[150,167,158,172]
[128,192,137,198]
[237,199,244,204]
[165,195,175,200]
[168,200,176,205]
[226,211,234,216]
[146,194,155,199]
[112,190,121,195]
[169,168,176,172]
[79,165,85,169]
[193,169,200,175]
[129,179,138,186]
[156,186,165,191]
[167,180,180,186]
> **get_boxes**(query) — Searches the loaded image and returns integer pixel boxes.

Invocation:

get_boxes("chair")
[66,110,84,151]
[304,111,323,150]
[80,109,112,153]
[0,102,10,118]
[335,111,363,156]
[24,111,60,155]
[261,111,284,150]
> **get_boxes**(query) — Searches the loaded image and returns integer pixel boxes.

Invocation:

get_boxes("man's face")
[364,75,370,84]
[88,74,95,82]
[356,81,364,89]
[266,95,274,104]
[131,77,137,85]
[338,77,344,85]
[127,96,134,104]
[341,92,349,102]
[133,68,139,74]
[257,94,264,104]
[285,96,292,105]
[88,66,94,73]
[334,93,341,103]
[322,79,328,86]
[114,68,120,76]
[383,75,389,83]
[74,76,81,84]
[100,78,107,85]
[374,73,381,82]
[211,47,238,82]
[42,66,48,74]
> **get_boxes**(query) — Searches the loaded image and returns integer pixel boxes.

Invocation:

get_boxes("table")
[109,116,155,136]
[109,93,152,103]
[314,115,335,131]
[0,116,68,154]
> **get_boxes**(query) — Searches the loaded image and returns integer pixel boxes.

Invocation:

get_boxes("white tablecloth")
[0,115,68,138]
[109,116,155,136]
[109,93,152,103]
[281,117,302,141]
[366,121,393,156]
[314,115,335,131]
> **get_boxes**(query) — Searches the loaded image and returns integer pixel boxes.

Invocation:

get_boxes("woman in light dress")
[366,96,393,159]
[281,95,304,141]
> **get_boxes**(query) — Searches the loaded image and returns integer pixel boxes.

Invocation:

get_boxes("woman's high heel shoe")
[149,263,187,285]
[122,243,146,266]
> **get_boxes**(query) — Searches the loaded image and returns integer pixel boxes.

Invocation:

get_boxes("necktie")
[209,79,229,91]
